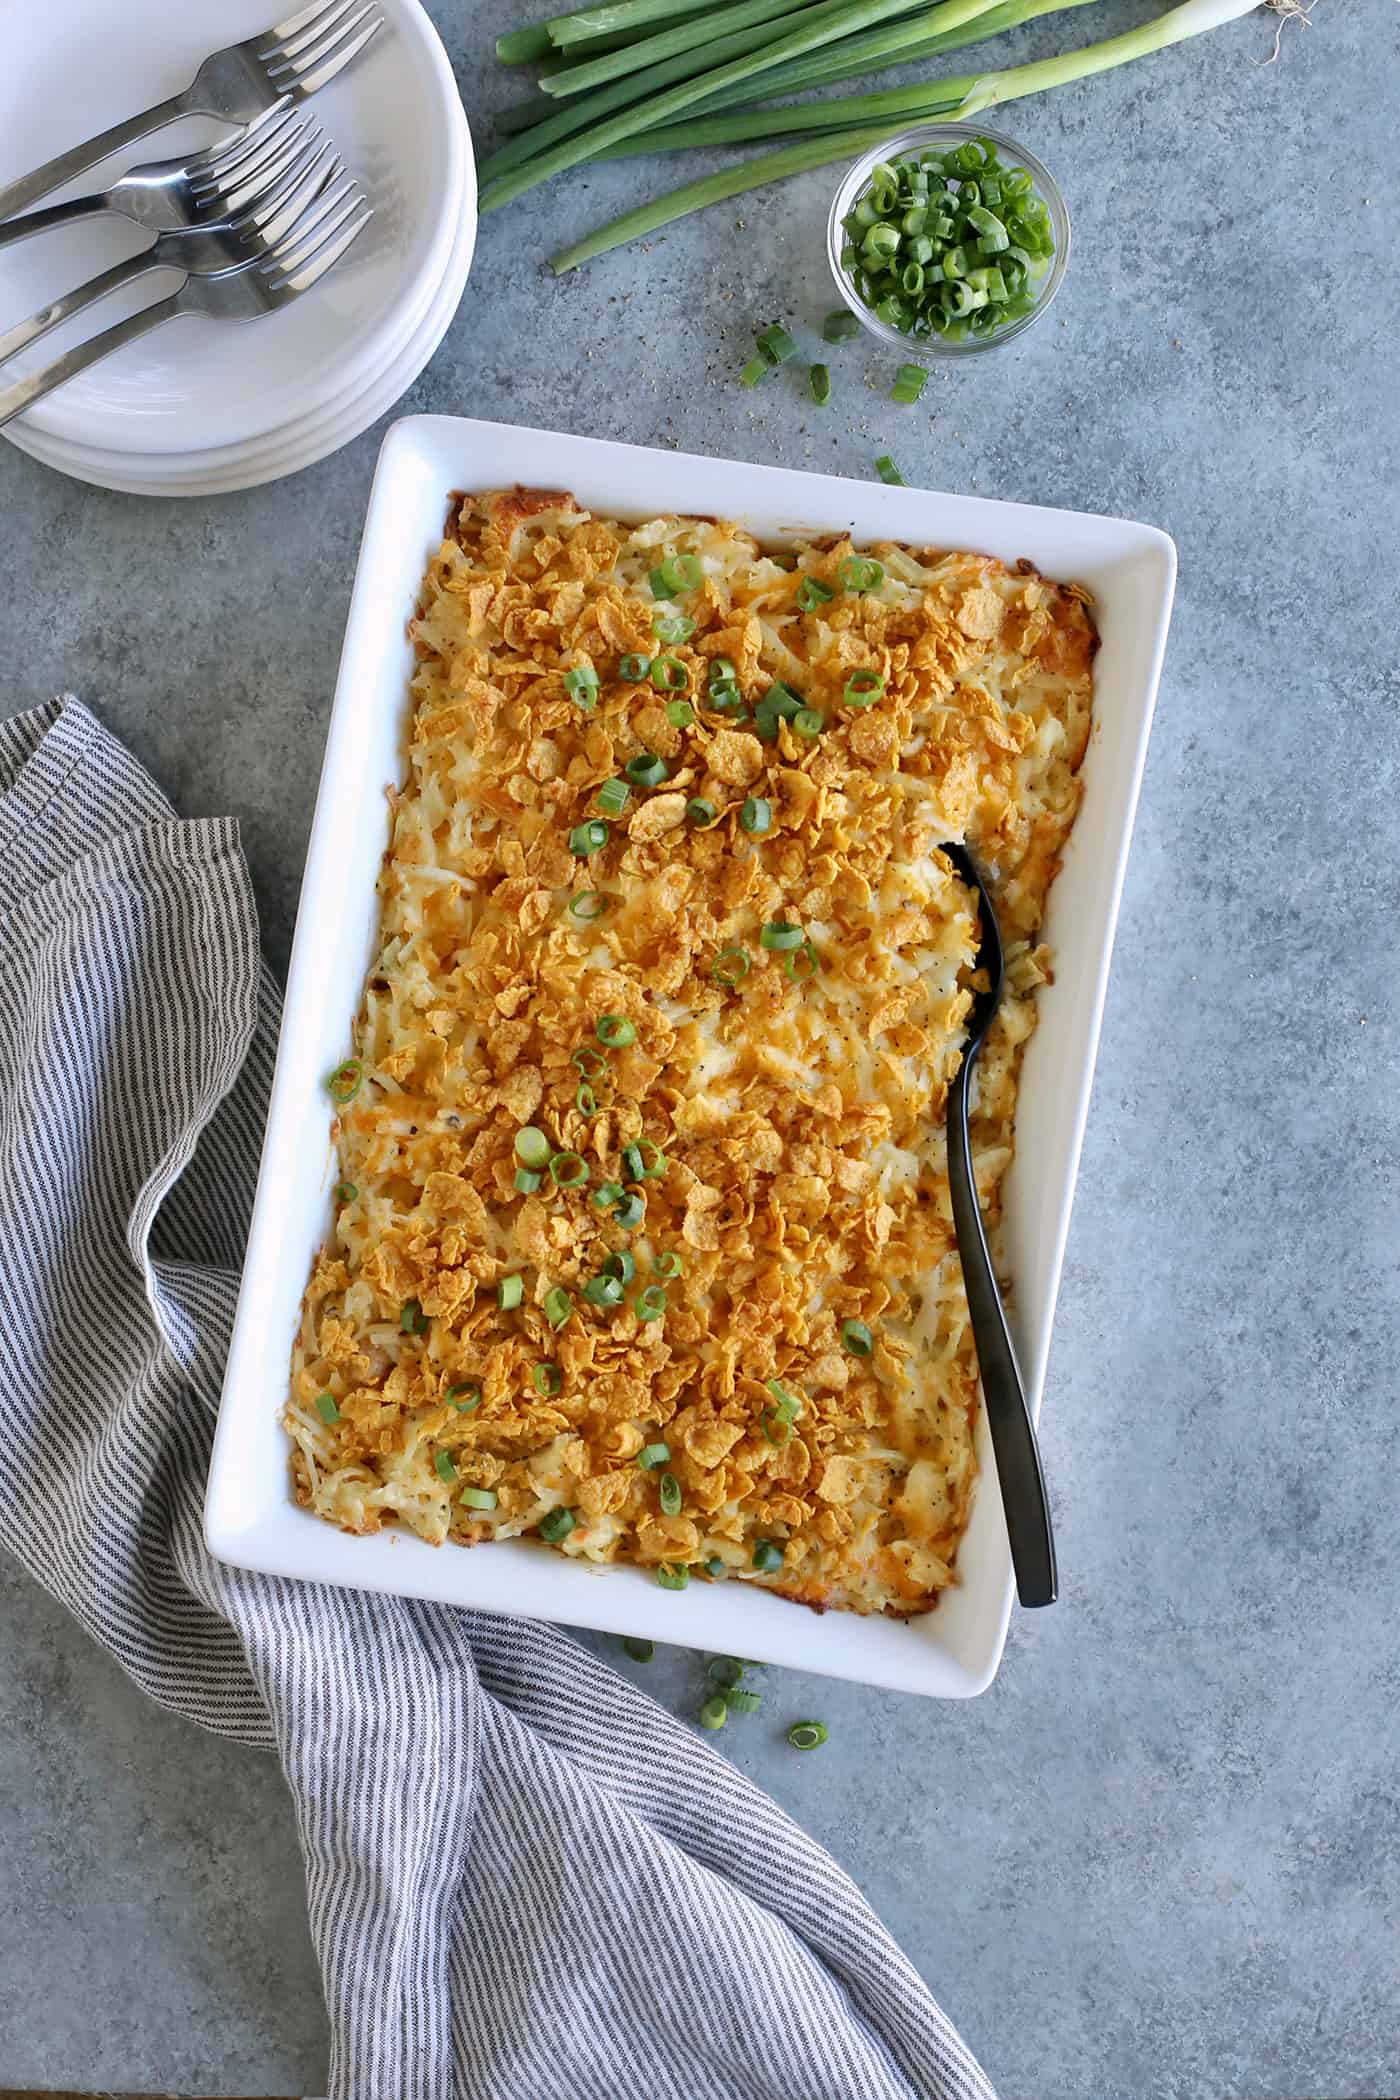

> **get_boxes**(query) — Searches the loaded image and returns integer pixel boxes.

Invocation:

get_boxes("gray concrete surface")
[2,2,1397,2095]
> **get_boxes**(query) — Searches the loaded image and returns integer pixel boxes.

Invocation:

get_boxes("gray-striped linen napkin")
[0,695,996,2100]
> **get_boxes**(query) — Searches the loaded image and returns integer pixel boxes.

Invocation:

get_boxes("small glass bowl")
[827,122,1071,358]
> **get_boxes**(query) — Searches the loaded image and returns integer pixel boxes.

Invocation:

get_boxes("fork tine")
[264,0,366,62]
[267,0,346,44]
[198,112,317,212]
[268,1,378,79]
[272,13,384,98]
[265,170,359,261]
[268,197,372,295]
[187,100,297,189]
[230,141,338,244]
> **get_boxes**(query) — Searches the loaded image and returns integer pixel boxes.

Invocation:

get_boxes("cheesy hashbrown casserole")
[287,488,1095,1615]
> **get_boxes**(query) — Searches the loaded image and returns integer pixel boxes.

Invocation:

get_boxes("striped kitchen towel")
[0,696,996,2100]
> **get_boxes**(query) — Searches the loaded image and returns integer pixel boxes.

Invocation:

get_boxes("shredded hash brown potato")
[286,489,1095,1615]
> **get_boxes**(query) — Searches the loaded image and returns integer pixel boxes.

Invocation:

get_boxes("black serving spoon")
[941,842,1058,1609]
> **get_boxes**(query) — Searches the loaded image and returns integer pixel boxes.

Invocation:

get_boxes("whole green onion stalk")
[549,0,1268,270]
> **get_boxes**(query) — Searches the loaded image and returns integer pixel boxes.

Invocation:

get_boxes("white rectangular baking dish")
[205,413,1175,1697]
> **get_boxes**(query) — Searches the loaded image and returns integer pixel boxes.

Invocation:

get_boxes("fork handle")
[948,1052,1058,1609]
[0,287,182,432]
[0,196,111,253]
[0,249,163,369]
[0,92,187,224]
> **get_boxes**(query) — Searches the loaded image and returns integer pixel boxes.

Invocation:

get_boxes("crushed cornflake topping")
[285,488,1095,1616]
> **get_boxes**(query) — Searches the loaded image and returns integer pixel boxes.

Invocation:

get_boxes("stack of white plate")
[0,0,475,495]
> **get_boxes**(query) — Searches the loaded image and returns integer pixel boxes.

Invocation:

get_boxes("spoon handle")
[948,1053,1058,1608]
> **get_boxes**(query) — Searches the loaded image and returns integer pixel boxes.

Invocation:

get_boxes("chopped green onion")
[761,1410,792,1445]
[699,1695,729,1729]
[460,1485,498,1511]
[568,889,609,921]
[335,1180,357,1203]
[623,1636,655,1662]
[326,1058,362,1107]
[639,1441,671,1469]
[760,919,804,952]
[596,777,630,816]
[839,555,884,594]
[634,1283,667,1321]
[876,454,906,485]
[666,698,695,727]
[653,1249,684,1278]
[727,1686,763,1714]
[575,1082,599,1118]
[892,362,929,403]
[739,356,770,388]
[314,1391,340,1426]
[808,361,831,406]
[793,707,824,739]
[515,1126,551,1169]
[650,657,689,692]
[709,1656,745,1687]
[797,575,834,611]
[766,1378,803,1423]
[822,308,861,342]
[570,819,610,855]
[400,1299,428,1335]
[614,1191,646,1230]
[499,1274,524,1311]
[540,1507,577,1542]
[654,612,696,644]
[515,1167,543,1193]
[842,1318,875,1355]
[544,1285,573,1328]
[592,1180,624,1210]
[656,1562,690,1590]
[752,1539,785,1573]
[708,680,745,713]
[687,796,718,827]
[757,322,798,363]
[621,1141,645,1181]
[448,1383,481,1412]
[533,1361,562,1396]
[705,1556,727,1578]
[712,943,751,986]
[434,1448,457,1484]
[625,751,669,786]
[563,664,599,705]
[844,668,885,705]
[596,1013,637,1048]
[602,1250,637,1285]
[619,652,651,681]
[709,656,737,683]
[659,1471,682,1515]
[653,553,703,594]
[740,796,771,836]
[787,1720,829,1751]
[573,1044,608,1079]
[549,1150,589,1189]
[583,1272,625,1307]
[785,938,820,982]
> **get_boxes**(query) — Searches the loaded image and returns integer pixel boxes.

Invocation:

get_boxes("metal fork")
[0,101,309,254]
[0,0,385,224]
[0,183,372,431]
[0,118,340,370]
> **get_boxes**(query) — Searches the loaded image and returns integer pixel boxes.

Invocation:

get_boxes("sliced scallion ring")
[314,1391,339,1426]
[634,1283,667,1321]
[326,1058,362,1107]
[596,1013,637,1048]
[569,819,610,856]
[656,1562,690,1590]
[844,668,885,706]
[842,1318,874,1356]
[739,797,771,836]
[619,652,651,682]
[550,1150,589,1189]
[583,1273,625,1307]
[658,1471,682,1516]
[460,1485,498,1511]
[532,1362,562,1396]
[638,1441,671,1469]
[625,751,669,787]
[787,1720,829,1751]
[839,555,884,594]
[567,890,609,921]
[712,944,750,987]
[760,920,804,952]
[596,777,630,817]
[797,576,834,611]
[544,1286,573,1328]
[515,1126,551,1170]
[540,1506,576,1542]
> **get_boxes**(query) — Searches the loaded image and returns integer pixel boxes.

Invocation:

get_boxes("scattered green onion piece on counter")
[623,1636,655,1662]
[315,1392,340,1426]
[654,611,696,644]
[752,1539,785,1573]
[596,1013,637,1048]
[705,1556,726,1578]
[596,777,630,816]
[592,1180,624,1210]
[797,575,834,611]
[808,361,831,406]
[656,1562,689,1590]
[515,1167,543,1193]
[658,1471,682,1515]
[876,455,906,484]
[842,1318,875,1356]
[650,657,689,691]
[400,1299,428,1335]
[709,1657,745,1687]
[540,1507,577,1542]
[583,1273,625,1307]
[666,698,695,727]
[739,356,770,388]
[713,943,751,986]
[614,1191,646,1229]
[844,668,885,705]
[699,1695,729,1729]
[544,1286,574,1328]
[634,1283,667,1321]
[570,819,610,855]
[727,1687,763,1714]
[575,1083,599,1118]
[892,362,929,403]
[573,1045,608,1079]
[568,889,609,921]
[756,322,798,364]
[822,308,861,342]
[434,1449,457,1484]
[499,1274,524,1310]
[626,751,669,786]
[639,1441,671,1469]
[785,939,820,983]
[563,665,599,705]
[602,1250,637,1285]
[326,1058,362,1106]
[448,1384,481,1412]
[460,1485,498,1511]
[515,1126,551,1169]
[532,1362,563,1396]
[793,707,824,739]
[760,919,804,952]
[653,1250,683,1278]
[788,1720,829,1751]
[740,797,771,836]
[839,555,884,594]
[688,796,718,828]
[619,652,651,681]
[335,1180,357,1203]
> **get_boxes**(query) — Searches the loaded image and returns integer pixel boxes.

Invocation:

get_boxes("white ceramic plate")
[0,0,468,457]
[206,416,1176,1698]
[5,126,475,495]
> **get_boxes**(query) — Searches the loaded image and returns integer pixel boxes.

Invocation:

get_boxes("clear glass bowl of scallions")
[827,124,1069,356]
